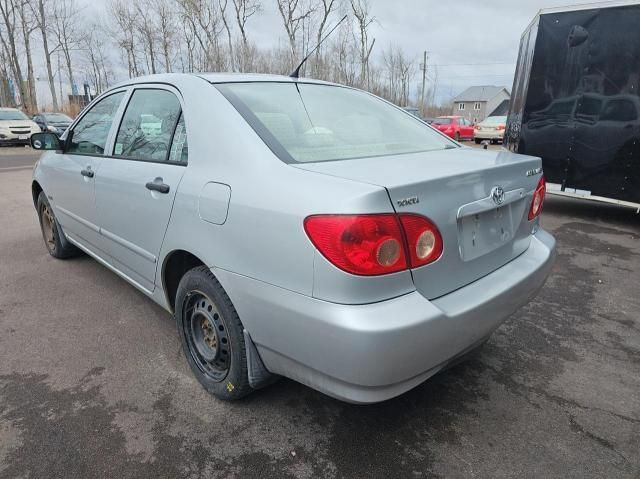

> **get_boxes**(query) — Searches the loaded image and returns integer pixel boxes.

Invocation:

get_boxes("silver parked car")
[31,73,555,404]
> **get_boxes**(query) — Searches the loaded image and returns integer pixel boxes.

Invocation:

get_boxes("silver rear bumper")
[215,229,556,403]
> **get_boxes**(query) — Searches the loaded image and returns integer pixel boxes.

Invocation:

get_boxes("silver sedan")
[30,73,555,403]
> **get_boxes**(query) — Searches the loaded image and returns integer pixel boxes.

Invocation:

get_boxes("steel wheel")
[183,290,231,382]
[40,202,56,252]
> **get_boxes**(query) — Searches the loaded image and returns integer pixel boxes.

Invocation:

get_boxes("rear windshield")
[0,110,28,121]
[216,82,454,163]
[432,118,451,125]
[482,116,507,124]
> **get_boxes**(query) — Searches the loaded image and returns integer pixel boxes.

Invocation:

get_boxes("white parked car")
[0,108,41,146]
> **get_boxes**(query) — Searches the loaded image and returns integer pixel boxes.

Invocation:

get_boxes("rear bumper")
[215,229,556,403]
[474,130,504,140]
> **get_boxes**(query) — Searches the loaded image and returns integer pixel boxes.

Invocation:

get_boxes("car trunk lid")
[293,147,542,299]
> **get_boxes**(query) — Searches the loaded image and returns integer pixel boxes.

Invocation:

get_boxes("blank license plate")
[458,205,515,261]
[18,135,28,140]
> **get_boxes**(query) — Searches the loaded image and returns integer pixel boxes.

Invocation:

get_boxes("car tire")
[36,191,80,259]
[474,138,482,144]
[175,266,253,400]
[455,132,460,142]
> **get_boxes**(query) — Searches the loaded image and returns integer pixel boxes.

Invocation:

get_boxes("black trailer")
[505,1,640,211]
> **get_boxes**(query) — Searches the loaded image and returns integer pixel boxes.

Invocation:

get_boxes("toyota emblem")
[491,186,505,205]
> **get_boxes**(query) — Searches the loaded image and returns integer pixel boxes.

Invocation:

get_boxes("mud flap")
[243,330,278,390]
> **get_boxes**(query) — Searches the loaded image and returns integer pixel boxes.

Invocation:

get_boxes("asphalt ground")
[0,147,639,479]
[0,146,38,170]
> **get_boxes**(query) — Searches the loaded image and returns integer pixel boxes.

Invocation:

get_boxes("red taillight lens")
[304,215,408,276]
[304,213,443,276]
[398,214,443,268]
[497,125,506,131]
[528,176,546,220]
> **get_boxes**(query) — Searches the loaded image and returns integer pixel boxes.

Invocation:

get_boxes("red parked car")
[431,116,475,141]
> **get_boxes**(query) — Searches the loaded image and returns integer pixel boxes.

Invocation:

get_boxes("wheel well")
[32,181,43,208]
[163,250,206,312]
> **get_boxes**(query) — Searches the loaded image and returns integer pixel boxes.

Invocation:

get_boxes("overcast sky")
[241,0,602,103]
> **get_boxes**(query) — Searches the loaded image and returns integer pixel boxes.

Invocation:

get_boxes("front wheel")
[454,132,460,142]
[175,266,253,400]
[474,138,482,144]
[36,191,80,258]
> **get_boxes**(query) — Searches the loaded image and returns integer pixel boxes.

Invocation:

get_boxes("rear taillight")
[528,176,546,220]
[304,213,443,276]
[497,125,506,131]
[398,214,443,268]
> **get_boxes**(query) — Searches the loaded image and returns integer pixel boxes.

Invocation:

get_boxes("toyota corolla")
[30,73,555,403]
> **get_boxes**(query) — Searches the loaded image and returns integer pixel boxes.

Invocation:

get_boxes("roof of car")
[113,72,338,89]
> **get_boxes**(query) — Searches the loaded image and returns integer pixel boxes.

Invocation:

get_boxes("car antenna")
[290,14,348,79]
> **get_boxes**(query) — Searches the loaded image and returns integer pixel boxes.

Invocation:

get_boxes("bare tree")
[382,44,414,106]
[276,0,316,66]
[218,0,234,71]
[16,0,38,111]
[178,0,225,71]
[30,0,57,109]
[311,0,337,74]
[51,0,81,97]
[0,0,27,107]
[156,0,177,73]
[232,0,260,71]
[81,22,112,94]
[132,0,158,74]
[350,0,374,89]
[109,0,140,78]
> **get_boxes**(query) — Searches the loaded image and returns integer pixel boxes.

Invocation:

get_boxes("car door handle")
[80,168,94,178]
[145,178,170,194]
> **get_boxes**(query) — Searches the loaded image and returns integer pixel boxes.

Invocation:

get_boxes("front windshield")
[44,113,72,122]
[216,82,455,163]
[0,110,29,121]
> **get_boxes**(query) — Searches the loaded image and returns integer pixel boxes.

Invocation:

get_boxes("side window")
[168,113,188,164]
[114,89,182,162]
[67,92,125,155]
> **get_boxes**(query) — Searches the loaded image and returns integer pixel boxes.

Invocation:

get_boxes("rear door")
[94,86,188,292]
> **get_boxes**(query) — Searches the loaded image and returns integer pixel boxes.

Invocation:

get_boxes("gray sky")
[245,0,600,104]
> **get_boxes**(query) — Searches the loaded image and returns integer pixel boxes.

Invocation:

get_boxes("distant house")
[452,86,511,123]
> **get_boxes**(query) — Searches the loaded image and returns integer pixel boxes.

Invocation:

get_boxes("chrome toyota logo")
[491,186,505,205]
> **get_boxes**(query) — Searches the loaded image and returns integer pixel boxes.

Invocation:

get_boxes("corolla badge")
[491,186,506,205]
[396,196,420,208]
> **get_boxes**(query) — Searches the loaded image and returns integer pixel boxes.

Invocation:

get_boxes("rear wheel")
[36,191,80,258]
[474,138,482,144]
[454,132,460,142]
[175,266,252,400]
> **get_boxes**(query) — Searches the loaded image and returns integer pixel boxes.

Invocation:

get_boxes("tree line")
[0,0,447,115]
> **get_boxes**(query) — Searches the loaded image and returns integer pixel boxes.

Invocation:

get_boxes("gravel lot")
[0,146,638,479]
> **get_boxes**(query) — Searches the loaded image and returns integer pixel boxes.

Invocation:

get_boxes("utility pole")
[420,50,429,117]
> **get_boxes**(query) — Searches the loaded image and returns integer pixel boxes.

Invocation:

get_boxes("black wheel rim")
[183,291,230,382]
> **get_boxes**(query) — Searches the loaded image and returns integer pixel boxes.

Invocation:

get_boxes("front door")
[47,91,126,252]
[95,87,188,292]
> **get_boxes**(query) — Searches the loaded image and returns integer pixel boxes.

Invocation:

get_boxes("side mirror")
[31,132,61,151]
